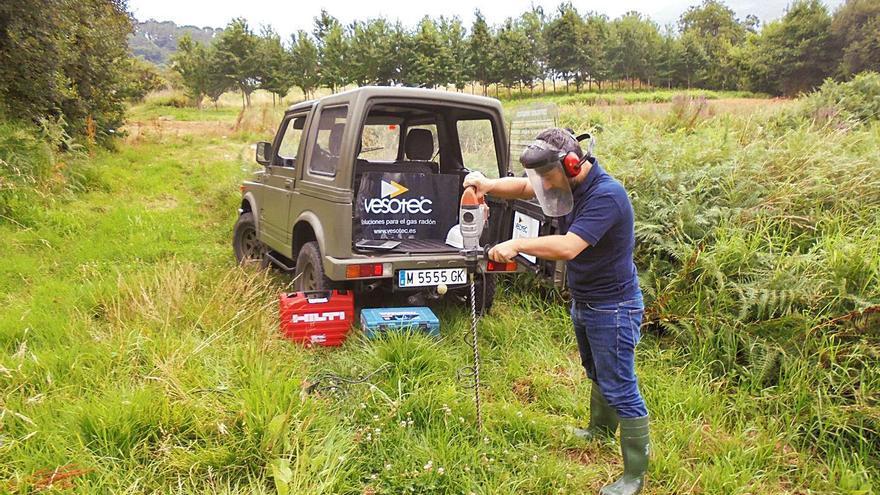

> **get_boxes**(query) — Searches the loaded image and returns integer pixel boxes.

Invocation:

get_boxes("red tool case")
[279,290,355,347]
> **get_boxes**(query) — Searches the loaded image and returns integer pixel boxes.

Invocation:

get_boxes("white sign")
[512,211,540,263]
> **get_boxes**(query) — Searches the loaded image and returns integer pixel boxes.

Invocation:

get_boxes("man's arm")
[489,232,589,262]
[463,176,535,201]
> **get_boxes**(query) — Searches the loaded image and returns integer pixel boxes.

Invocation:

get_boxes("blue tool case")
[360,307,440,338]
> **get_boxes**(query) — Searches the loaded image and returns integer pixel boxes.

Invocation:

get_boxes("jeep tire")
[294,241,335,291]
[233,212,267,266]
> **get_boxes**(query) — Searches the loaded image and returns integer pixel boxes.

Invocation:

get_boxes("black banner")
[355,172,459,240]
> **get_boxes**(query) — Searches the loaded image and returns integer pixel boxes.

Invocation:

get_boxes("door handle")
[284,179,294,190]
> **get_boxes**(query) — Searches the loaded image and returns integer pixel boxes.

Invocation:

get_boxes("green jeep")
[233,87,558,312]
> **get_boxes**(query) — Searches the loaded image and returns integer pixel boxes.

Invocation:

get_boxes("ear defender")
[562,152,584,177]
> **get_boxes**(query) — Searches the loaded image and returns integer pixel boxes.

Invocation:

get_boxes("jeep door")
[290,101,354,262]
[260,112,308,253]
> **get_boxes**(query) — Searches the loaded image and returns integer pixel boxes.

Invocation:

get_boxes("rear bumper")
[323,253,524,283]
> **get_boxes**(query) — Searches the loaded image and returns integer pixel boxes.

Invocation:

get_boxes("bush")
[0,0,132,145]
[144,90,192,108]
[797,71,880,126]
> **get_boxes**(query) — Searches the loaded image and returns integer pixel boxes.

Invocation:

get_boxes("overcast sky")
[129,0,846,36]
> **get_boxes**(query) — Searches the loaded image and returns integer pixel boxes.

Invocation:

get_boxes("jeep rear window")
[457,118,499,177]
[309,105,348,176]
[359,123,399,161]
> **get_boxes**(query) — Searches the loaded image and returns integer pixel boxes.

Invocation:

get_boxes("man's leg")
[570,301,618,441]
[582,298,650,495]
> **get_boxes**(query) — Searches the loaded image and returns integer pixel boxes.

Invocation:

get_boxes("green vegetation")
[1,83,877,492]
[162,0,880,110]
[0,0,134,141]
[795,71,880,126]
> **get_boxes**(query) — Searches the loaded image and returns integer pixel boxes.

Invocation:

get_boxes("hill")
[129,19,222,65]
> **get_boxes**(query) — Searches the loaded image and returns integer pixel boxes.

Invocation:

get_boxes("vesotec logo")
[514,216,530,235]
[363,180,433,214]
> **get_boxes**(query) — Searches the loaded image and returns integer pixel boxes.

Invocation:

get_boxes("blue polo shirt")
[559,160,641,304]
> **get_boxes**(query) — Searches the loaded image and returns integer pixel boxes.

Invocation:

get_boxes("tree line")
[173,0,880,107]
[1,0,878,140]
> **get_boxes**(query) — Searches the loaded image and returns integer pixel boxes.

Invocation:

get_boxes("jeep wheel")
[233,212,267,265]
[294,241,335,291]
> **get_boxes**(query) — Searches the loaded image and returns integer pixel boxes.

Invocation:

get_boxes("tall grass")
[0,117,104,226]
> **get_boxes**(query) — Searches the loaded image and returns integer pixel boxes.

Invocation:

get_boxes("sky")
[129,0,846,36]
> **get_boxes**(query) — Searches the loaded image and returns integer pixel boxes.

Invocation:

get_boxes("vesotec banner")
[356,172,459,240]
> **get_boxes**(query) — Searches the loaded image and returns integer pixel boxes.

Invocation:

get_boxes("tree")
[608,12,661,89]
[171,34,211,107]
[213,18,261,107]
[656,28,683,88]
[289,31,320,99]
[347,18,402,86]
[678,0,747,89]
[440,17,469,91]
[520,8,548,91]
[120,57,166,102]
[678,30,709,88]
[467,10,495,95]
[314,10,347,92]
[831,0,880,77]
[582,14,611,89]
[743,0,836,96]
[544,3,584,91]
[387,22,412,85]
[408,16,452,88]
[495,18,536,94]
[258,27,295,105]
[348,20,379,86]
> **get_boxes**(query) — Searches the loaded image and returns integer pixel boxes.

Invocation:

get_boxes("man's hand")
[462,175,494,202]
[488,239,520,263]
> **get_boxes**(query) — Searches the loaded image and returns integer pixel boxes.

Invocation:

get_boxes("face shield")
[519,140,574,217]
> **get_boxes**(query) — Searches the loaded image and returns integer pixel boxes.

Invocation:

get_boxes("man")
[464,128,649,495]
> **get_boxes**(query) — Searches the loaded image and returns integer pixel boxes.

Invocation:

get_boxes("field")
[1,86,878,494]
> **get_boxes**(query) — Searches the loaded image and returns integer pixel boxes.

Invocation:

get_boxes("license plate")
[397,268,467,288]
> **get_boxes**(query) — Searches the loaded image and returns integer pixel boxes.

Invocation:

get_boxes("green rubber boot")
[599,415,650,495]
[572,384,619,441]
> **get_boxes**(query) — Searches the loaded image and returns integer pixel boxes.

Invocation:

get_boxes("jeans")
[571,294,648,418]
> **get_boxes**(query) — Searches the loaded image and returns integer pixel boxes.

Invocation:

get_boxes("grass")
[0,87,877,493]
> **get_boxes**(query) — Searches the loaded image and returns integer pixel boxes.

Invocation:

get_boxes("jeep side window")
[309,105,348,176]
[277,116,305,167]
